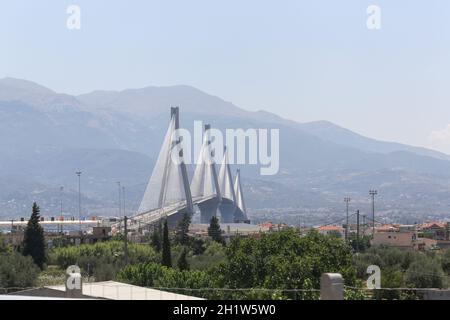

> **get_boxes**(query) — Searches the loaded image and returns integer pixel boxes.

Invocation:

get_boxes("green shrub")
[0,253,40,290]
[48,241,159,281]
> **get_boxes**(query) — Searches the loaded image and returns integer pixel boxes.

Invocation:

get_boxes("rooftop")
[46,281,204,300]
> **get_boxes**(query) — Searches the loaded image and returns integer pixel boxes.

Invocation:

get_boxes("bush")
[121,229,360,300]
[220,229,358,297]
[188,240,226,271]
[48,241,159,281]
[117,262,218,299]
[405,255,447,289]
[0,253,40,290]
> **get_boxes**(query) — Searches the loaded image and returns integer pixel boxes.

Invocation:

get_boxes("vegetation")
[0,252,40,290]
[118,229,360,299]
[208,216,224,244]
[353,246,448,299]
[348,234,371,252]
[0,233,11,254]
[162,220,172,267]
[175,212,191,246]
[187,240,226,270]
[5,205,450,300]
[22,202,47,269]
[150,222,162,253]
[177,247,189,271]
[48,241,159,281]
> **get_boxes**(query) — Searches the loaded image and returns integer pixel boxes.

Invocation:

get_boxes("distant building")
[316,225,344,238]
[371,229,437,251]
[419,222,449,241]
[375,224,400,233]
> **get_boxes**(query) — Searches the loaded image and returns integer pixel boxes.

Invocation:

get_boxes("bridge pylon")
[190,124,222,223]
[218,146,237,223]
[136,107,193,228]
[233,169,249,223]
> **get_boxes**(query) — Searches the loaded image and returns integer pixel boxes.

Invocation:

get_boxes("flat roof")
[47,281,204,300]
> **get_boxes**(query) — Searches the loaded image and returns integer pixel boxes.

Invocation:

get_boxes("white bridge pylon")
[125,107,248,231]
[234,169,248,222]
[190,124,222,223]
[217,146,237,223]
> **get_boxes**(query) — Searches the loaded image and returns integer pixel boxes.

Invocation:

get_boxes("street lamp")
[344,197,351,242]
[369,190,378,237]
[117,181,122,217]
[60,186,64,234]
[76,171,82,234]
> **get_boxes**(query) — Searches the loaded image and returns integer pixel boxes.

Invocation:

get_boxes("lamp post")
[60,186,64,234]
[76,171,82,235]
[369,190,378,237]
[117,181,122,217]
[344,197,351,242]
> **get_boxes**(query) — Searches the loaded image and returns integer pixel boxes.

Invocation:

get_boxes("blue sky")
[1,1,450,153]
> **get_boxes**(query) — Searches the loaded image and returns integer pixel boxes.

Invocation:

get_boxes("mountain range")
[1,77,450,225]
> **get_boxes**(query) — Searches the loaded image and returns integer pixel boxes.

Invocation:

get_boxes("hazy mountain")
[300,120,450,161]
[1,77,450,224]
[0,78,82,112]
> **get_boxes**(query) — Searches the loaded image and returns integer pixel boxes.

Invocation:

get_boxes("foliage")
[0,233,11,254]
[217,229,358,299]
[405,255,446,289]
[208,216,224,244]
[348,234,371,252]
[440,249,450,274]
[177,247,189,271]
[175,212,191,246]
[22,202,46,269]
[190,237,206,255]
[354,245,448,299]
[0,252,40,290]
[117,262,219,299]
[150,222,162,253]
[162,220,172,267]
[118,229,359,300]
[48,241,159,281]
[188,240,226,271]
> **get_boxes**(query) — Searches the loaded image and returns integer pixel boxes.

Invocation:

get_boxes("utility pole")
[117,182,122,217]
[362,215,366,237]
[369,190,378,237]
[60,186,64,235]
[124,215,129,265]
[76,171,82,236]
[344,197,351,242]
[356,210,360,252]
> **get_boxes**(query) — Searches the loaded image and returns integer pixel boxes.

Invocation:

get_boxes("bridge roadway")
[119,195,219,232]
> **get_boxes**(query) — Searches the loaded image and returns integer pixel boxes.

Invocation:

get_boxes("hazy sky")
[2,1,450,153]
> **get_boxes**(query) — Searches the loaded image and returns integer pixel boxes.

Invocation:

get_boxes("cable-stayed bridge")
[124,107,248,232]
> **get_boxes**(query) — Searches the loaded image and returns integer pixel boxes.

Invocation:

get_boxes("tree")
[48,240,159,281]
[177,247,189,271]
[220,229,358,299]
[0,233,10,254]
[405,255,446,288]
[0,253,40,289]
[191,238,206,255]
[208,216,224,244]
[151,222,162,253]
[175,212,191,246]
[161,220,172,267]
[22,202,46,269]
